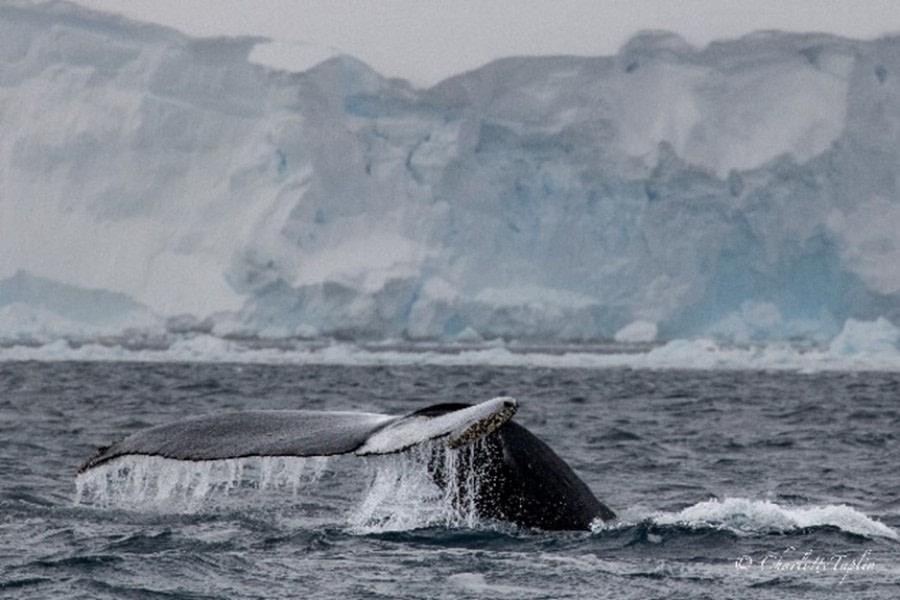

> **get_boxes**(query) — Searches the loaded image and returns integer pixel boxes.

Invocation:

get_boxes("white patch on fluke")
[355,396,516,455]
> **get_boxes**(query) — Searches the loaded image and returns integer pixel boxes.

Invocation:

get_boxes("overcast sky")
[72,0,900,87]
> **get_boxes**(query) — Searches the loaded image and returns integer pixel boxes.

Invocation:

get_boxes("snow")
[2,2,900,369]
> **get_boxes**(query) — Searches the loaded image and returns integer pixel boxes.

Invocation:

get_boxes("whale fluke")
[78,397,615,530]
[79,398,516,472]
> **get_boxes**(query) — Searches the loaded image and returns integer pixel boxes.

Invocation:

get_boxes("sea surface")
[1,361,898,599]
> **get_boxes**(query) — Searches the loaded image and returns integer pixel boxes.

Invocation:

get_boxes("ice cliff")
[2,1,900,349]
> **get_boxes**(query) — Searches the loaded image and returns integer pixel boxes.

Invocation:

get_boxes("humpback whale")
[79,397,615,530]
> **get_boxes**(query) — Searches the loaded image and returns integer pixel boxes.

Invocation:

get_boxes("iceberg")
[0,270,158,343]
[2,2,900,363]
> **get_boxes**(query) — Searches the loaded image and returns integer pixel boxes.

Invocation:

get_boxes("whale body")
[79,397,615,530]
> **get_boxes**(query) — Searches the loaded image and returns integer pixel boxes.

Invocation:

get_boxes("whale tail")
[79,397,516,472]
[78,397,615,530]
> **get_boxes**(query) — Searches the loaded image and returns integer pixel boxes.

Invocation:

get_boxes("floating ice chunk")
[454,326,484,343]
[828,317,900,357]
[614,320,658,343]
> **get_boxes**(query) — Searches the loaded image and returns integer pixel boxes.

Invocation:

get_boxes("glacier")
[2,1,900,367]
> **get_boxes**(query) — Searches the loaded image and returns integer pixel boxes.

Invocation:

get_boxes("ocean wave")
[595,498,898,541]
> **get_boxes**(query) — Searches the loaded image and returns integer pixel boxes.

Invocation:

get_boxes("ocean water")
[1,361,898,599]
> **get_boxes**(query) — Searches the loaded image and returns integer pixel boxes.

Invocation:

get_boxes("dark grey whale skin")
[78,410,395,472]
[413,403,616,530]
[80,403,615,531]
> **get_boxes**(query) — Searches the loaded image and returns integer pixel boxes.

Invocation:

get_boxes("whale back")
[488,420,616,529]
[419,403,615,530]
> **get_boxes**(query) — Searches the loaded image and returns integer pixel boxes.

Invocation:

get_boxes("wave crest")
[595,498,898,541]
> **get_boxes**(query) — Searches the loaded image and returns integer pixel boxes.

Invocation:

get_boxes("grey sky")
[72,0,900,86]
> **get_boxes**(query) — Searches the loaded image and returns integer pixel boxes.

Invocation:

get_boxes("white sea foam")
[74,455,329,512]
[74,442,494,532]
[603,498,899,540]
[348,441,489,532]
